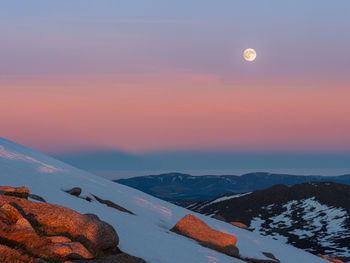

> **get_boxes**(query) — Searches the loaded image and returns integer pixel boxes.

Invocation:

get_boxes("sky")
[1,1,350,175]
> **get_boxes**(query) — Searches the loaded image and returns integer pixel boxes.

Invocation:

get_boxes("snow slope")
[210,192,252,204]
[250,198,350,258]
[0,138,328,263]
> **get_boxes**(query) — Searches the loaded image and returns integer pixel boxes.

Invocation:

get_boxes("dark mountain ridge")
[115,172,350,201]
[190,181,350,261]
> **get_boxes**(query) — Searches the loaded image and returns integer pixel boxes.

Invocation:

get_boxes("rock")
[171,214,238,257]
[230,222,249,229]
[0,216,58,260]
[0,244,37,263]
[200,241,239,257]
[243,251,281,263]
[262,252,280,262]
[15,217,36,232]
[245,259,280,263]
[29,194,46,202]
[0,186,146,263]
[46,241,94,260]
[0,205,93,261]
[65,187,82,197]
[241,252,281,263]
[0,186,30,199]
[46,236,72,243]
[0,203,24,223]
[317,255,344,263]
[63,187,94,203]
[0,194,119,257]
[92,194,134,215]
[73,252,147,263]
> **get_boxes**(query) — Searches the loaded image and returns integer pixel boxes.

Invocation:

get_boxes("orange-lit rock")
[0,186,30,199]
[0,185,147,263]
[0,245,36,263]
[0,207,94,260]
[171,214,238,257]
[230,222,248,229]
[0,194,118,256]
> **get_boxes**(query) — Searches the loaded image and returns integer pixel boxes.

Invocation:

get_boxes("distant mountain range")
[115,172,350,201]
[189,181,350,261]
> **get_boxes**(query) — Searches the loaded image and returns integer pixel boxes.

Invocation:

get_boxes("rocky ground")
[0,185,302,263]
[0,186,145,263]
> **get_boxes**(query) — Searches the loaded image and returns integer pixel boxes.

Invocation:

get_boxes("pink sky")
[1,73,349,154]
[1,1,350,155]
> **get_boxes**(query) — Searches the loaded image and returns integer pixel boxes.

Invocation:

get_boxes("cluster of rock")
[171,215,239,257]
[171,214,280,263]
[63,187,134,215]
[230,221,249,229]
[0,186,145,263]
[171,214,344,263]
[0,185,342,263]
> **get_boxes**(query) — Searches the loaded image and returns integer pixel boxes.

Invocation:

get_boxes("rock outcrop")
[92,194,134,215]
[0,244,37,263]
[65,187,82,197]
[171,214,238,257]
[171,214,281,263]
[28,193,46,202]
[0,186,30,199]
[0,186,145,263]
[230,222,248,229]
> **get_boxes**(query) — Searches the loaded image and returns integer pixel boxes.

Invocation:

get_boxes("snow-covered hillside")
[0,138,328,263]
[250,197,350,258]
[190,183,350,261]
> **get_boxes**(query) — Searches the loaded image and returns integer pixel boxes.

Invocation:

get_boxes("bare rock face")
[92,194,134,215]
[230,222,249,229]
[0,186,30,199]
[29,193,46,202]
[245,257,280,263]
[262,252,280,262]
[0,244,37,263]
[317,255,344,263]
[65,187,82,197]
[0,203,94,261]
[0,194,119,256]
[171,214,281,263]
[72,253,147,263]
[47,241,94,260]
[171,214,238,257]
[0,185,145,263]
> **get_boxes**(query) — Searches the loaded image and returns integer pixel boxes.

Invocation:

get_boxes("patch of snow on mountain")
[198,192,253,210]
[211,192,252,204]
[250,197,350,258]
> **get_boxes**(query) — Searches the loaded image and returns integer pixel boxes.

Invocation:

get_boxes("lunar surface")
[243,48,257,62]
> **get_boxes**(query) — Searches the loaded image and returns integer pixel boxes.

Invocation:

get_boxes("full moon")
[243,48,257,62]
